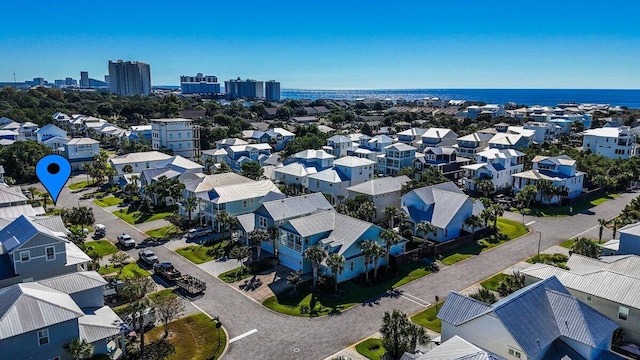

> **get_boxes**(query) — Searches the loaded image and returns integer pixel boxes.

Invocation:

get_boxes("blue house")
[243,128,295,151]
[397,128,427,145]
[284,149,335,170]
[277,211,406,283]
[377,143,417,176]
[239,193,334,254]
[401,182,484,242]
[224,143,272,171]
[615,222,640,256]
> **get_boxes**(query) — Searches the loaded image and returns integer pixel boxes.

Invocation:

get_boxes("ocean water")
[280,89,640,108]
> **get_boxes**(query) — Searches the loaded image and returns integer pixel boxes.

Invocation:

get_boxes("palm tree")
[380,230,400,275]
[267,226,279,255]
[63,338,94,360]
[215,211,234,239]
[27,186,37,200]
[537,179,554,205]
[359,240,376,282]
[383,206,401,230]
[598,218,608,244]
[572,237,601,258]
[416,221,436,241]
[371,243,385,279]
[82,163,93,184]
[287,270,302,293]
[406,322,430,354]
[303,245,328,290]
[122,164,134,174]
[476,179,495,197]
[469,288,498,304]
[204,157,214,173]
[464,215,482,238]
[356,201,377,222]
[497,270,526,297]
[183,196,198,222]
[326,253,345,292]
[248,229,269,260]
[519,184,538,207]
[612,218,620,239]
[480,208,495,228]
[488,204,504,228]
[41,193,50,211]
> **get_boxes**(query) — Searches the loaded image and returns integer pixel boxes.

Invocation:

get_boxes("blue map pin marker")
[36,154,72,205]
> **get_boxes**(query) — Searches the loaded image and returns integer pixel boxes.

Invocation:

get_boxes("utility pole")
[537,231,542,257]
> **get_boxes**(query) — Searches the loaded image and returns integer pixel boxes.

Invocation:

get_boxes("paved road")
[55,182,638,360]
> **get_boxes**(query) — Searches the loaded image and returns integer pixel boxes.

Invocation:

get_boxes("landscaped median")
[113,205,177,224]
[440,218,528,265]
[262,262,433,317]
[176,240,231,264]
[82,240,118,257]
[356,338,385,360]
[410,304,441,333]
[146,225,183,239]
[145,313,227,360]
[513,192,618,217]
[93,196,123,207]
[98,263,151,279]
[68,180,92,190]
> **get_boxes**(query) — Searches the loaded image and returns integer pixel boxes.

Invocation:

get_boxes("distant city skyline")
[1,0,639,89]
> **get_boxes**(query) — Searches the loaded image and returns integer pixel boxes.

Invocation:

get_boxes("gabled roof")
[67,137,99,145]
[532,154,576,166]
[422,127,458,139]
[438,277,619,359]
[397,128,427,137]
[327,135,352,143]
[347,176,410,195]
[183,173,253,193]
[0,282,84,340]
[385,143,417,151]
[78,306,122,343]
[403,335,506,360]
[457,132,494,143]
[402,182,473,229]
[333,156,375,167]
[0,215,64,253]
[217,138,248,146]
[0,186,28,205]
[38,271,107,295]
[0,204,45,219]
[307,168,349,183]
[275,162,316,177]
[140,167,180,184]
[154,155,203,171]
[476,148,524,160]
[209,180,281,204]
[36,123,66,134]
[110,151,172,165]
[260,193,333,221]
[266,127,295,137]
[566,254,640,277]
[291,149,335,160]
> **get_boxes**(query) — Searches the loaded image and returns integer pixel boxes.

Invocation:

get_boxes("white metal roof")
[210,180,281,204]
[78,306,122,343]
[346,176,410,196]
[110,151,172,165]
[38,271,106,295]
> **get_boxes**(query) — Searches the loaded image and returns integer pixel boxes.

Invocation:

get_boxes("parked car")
[123,308,156,330]
[117,233,136,248]
[103,279,125,303]
[153,262,182,280]
[188,227,212,239]
[138,250,159,265]
[94,224,106,238]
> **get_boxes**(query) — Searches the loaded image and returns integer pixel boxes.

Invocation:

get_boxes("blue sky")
[1,0,639,89]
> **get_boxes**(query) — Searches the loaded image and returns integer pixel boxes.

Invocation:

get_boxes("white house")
[151,118,200,160]
[332,156,375,186]
[512,155,584,204]
[454,132,493,159]
[63,138,100,170]
[18,121,39,141]
[108,151,173,184]
[36,123,67,143]
[462,148,525,192]
[582,126,638,159]
[416,127,458,152]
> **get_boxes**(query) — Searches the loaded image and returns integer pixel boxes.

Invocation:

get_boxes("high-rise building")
[65,77,77,86]
[180,73,220,94]
[104,75,110,84]
[265,80,281,102]
[224,78,264,99]
[151,118,200,160]
[108,60,151,96]
[80,71,89,87]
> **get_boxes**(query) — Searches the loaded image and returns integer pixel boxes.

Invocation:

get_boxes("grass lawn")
[145,313,226,360]
[69,225,94,234]
[146,225,183,239]
[93,196,123,207]
[516,193,618,217]
[147,289,174,302]
[176,241,230,264]
[441,218,528,265]
[560,238,598,249]
[527,253,569,269]
[480,273,510,291]
[98,263,151,279]
[113,205,177,224]
[68,181,92,190]
[356,338,385,360]
[410,305,441,333]
[83,240,118,257]
[218,259,275,283]
[262,262,432,317]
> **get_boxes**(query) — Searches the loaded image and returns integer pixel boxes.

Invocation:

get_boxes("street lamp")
[537,231,542,257]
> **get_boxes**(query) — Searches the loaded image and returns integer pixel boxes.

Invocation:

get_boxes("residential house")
[129,125,152,141]
[0,185,29,207]
[36,123,67,143]
[401,335,505,360]
[333,156,375,186]
[216,137,249,150]
[151,118,200,160]
[326,135,354,158]
[200,148,228,170]
[0,276,123,360]
[438,276,621,360]
[512,155,584,204]
[582,127,638,159]
[488,132,531,150]
[401,182,484,242]
[0,215,90,288]
[612,222,640,256]
[224,143,272,171]
[42,136,70,152]
[277,211,406,282]
[242,128,295,151]
[63,138,100,170]
[413,147,470,181]
[454,132,494,159]
[397,128,427,146]
[18,121,39,141]
[346,175,410,222]
[461,148,525,192]
[286,149,335,170]
[522,254,640,344]
[349,135,394,168]
[416,128,458,152]
[377,143,418,176]
[246,193,334,254]
[180,173,252,222]
[463,104,506,120]
[138,155,204,201]
[108,151,173,184]
[523,122,558,144]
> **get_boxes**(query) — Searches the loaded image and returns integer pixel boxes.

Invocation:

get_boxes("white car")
[188,227,212,239]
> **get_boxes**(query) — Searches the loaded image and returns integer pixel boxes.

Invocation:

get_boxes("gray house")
[522,254,640,344]
[0,271,122,360]
[0,215,90,288]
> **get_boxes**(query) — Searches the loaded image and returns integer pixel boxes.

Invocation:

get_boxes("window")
[178,133,182,139]
[350,262,354,271]
[169,133,173,139]
[46,246,55,261]
[243,200,248,208]
[619,306,629,321]
[508,348,522,358]
[20,250,30,262]
[258,216,267,228]
[586,295,592,302]
[38,329,49,346]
